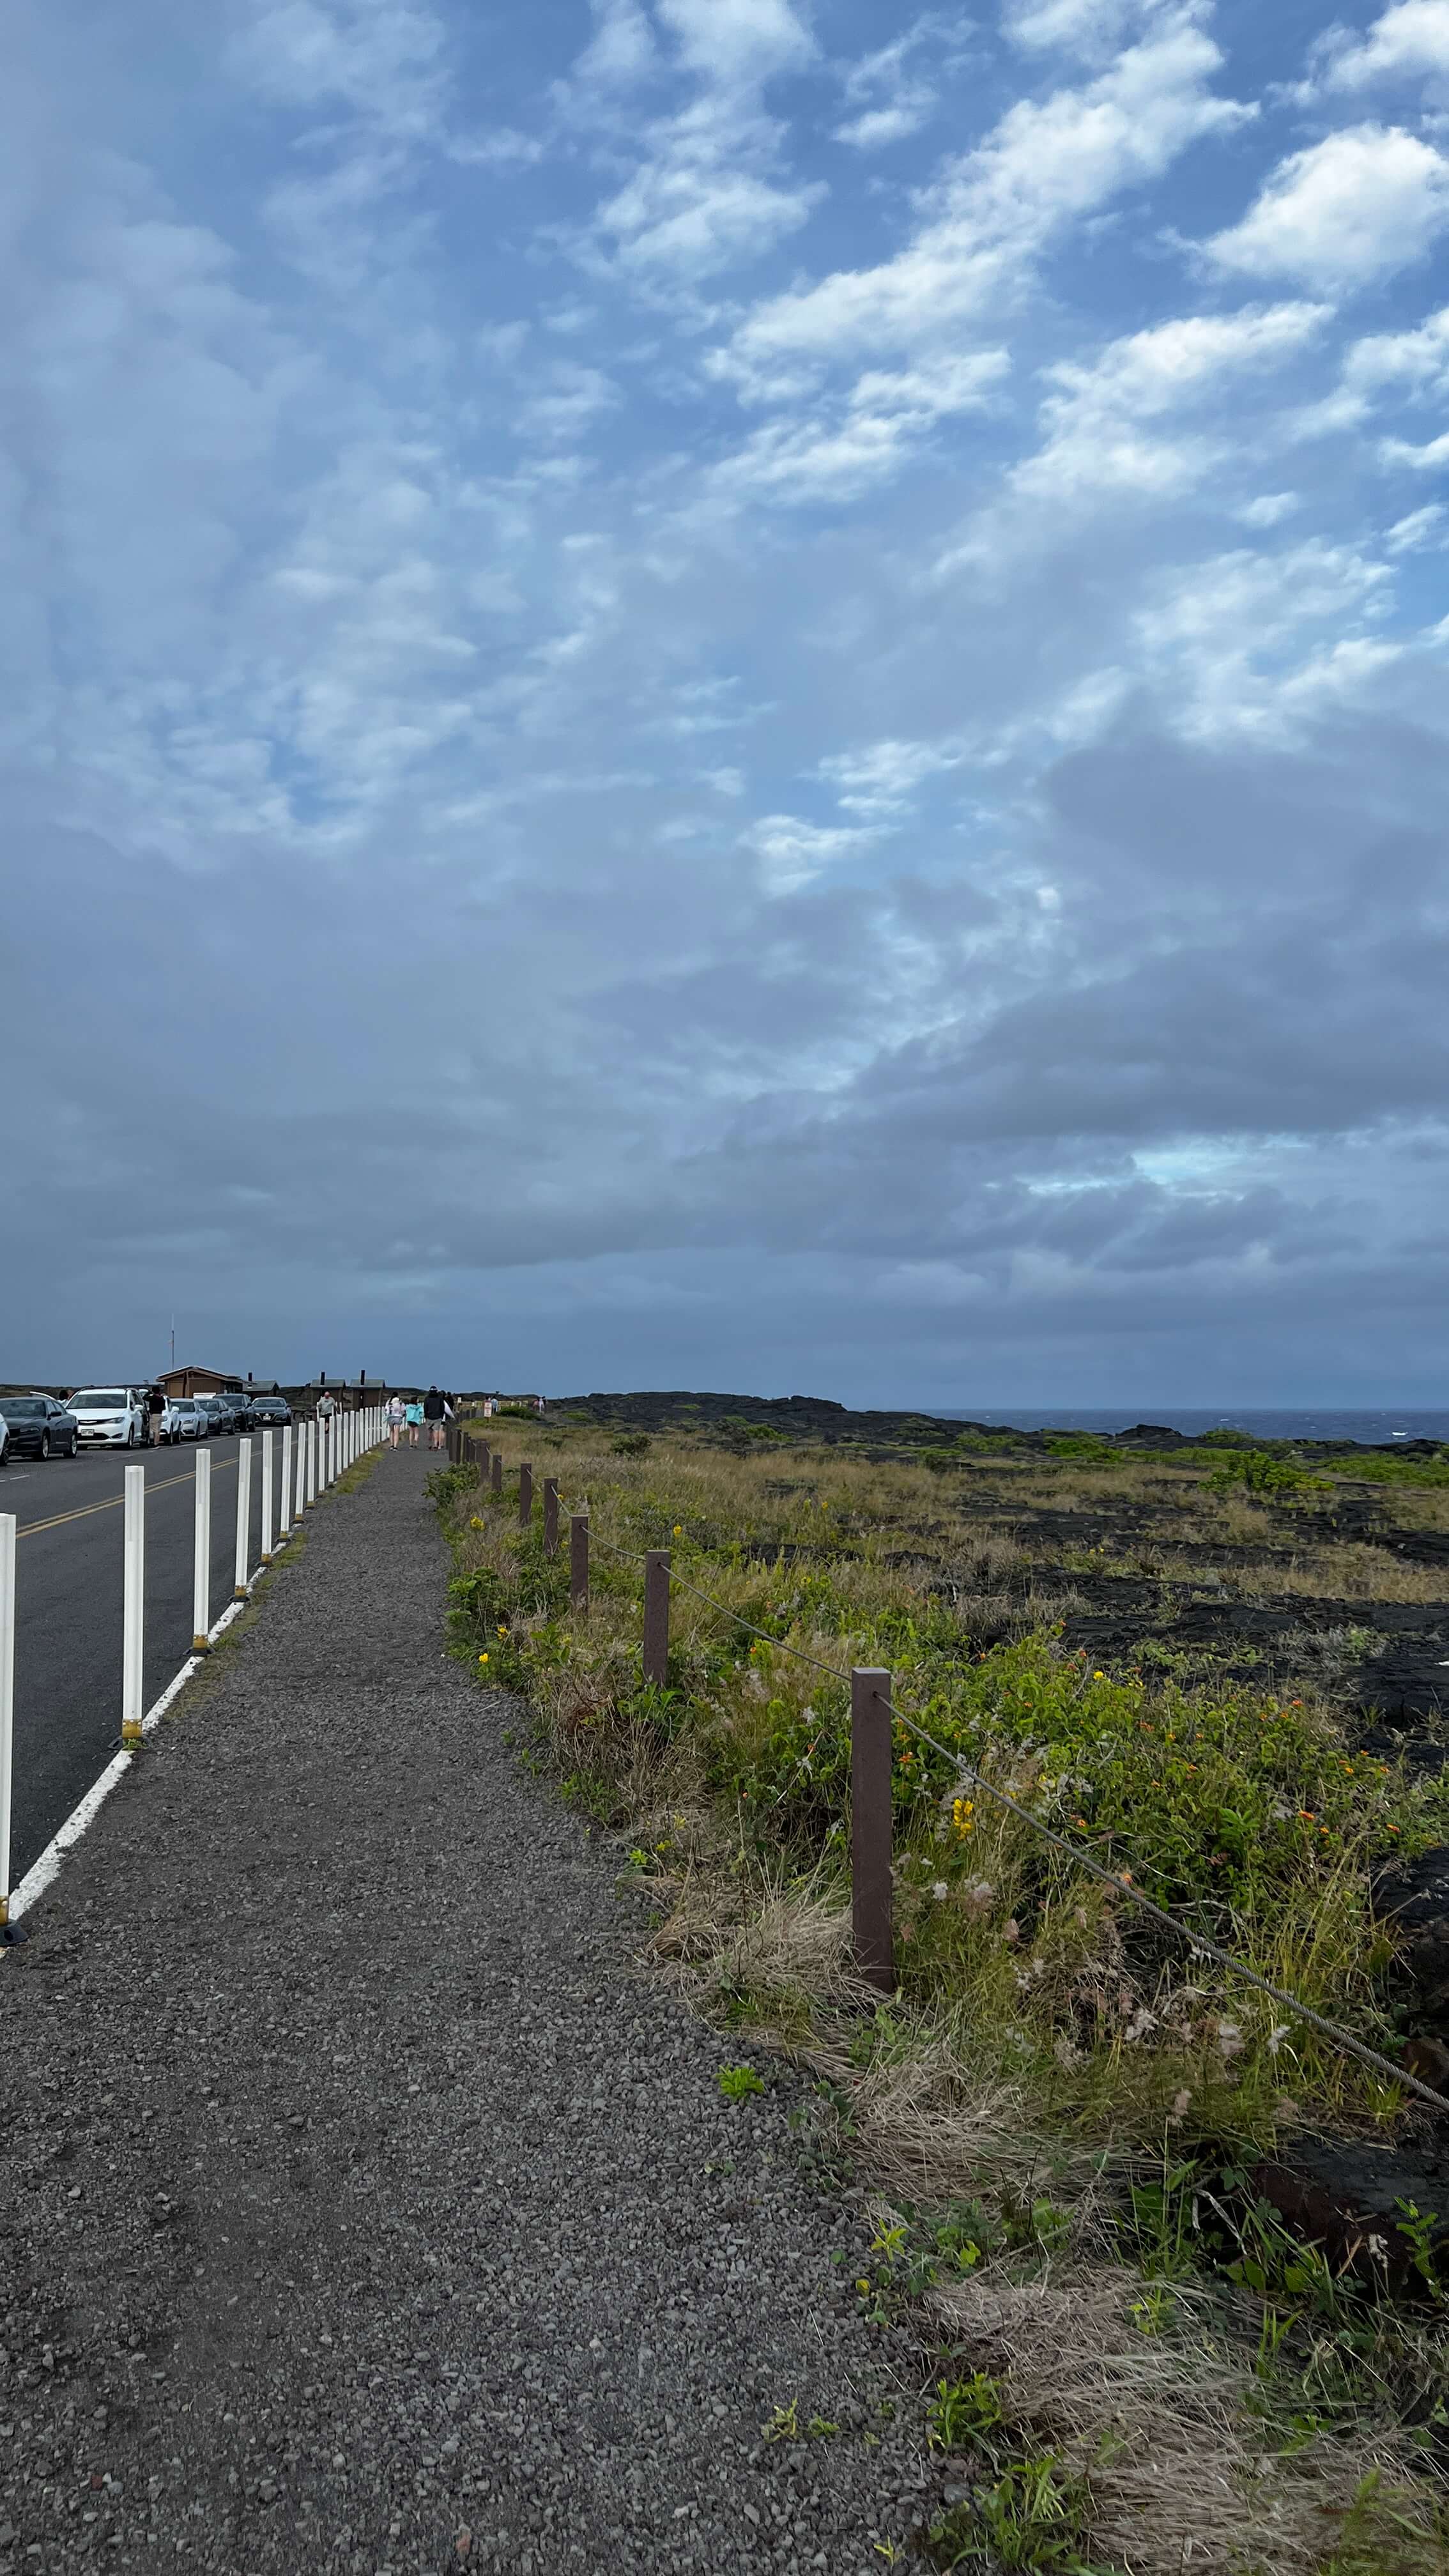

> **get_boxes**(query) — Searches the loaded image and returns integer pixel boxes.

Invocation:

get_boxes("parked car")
[66,1387,149,1448]
[195,1394,234,1438]
[0,1394,80,1459]
[246,1392,291,1426]
[161,1396,208,1443]
[0,1414,8,1468]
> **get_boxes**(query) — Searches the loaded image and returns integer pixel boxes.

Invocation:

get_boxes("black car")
[208,1390,252,1434]
[0,1393,80,1459]
[246,1393,291,1427]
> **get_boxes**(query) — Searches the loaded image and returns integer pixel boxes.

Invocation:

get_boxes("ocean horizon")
[933,1407,1449,1445]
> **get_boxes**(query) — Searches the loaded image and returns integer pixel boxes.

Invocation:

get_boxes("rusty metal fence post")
[850,1666,894,1991]
[643,1549,670,1688]
[543,1478,558,1556]
[570,1515,588,1613]
[519,1460,533,1528]
[491,1453,502,1499]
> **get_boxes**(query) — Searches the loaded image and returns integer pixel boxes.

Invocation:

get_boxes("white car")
[162,1397,207,1443]
[66,1387,149,1448]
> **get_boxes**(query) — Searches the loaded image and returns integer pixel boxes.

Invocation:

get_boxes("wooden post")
[570,1515,588,1614]
[543,1478,559,1556]
[643,1549,670,1689]
[491,1452,502,1498]
[851,1667,894,1991]
[519,1460,533,1528]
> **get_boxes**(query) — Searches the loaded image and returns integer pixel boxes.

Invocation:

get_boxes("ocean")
[935,1408,1449,1445]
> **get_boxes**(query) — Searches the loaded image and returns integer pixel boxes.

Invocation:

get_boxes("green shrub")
[1206,1448,1321,1496]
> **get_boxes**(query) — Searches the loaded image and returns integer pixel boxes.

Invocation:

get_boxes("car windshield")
[0,1400,45,1418]
[72,1391,128,1409]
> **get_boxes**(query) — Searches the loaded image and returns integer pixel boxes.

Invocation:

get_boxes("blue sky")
[5,0,1449,1403]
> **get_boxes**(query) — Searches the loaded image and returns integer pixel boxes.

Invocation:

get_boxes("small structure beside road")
[157,1362,238,1400]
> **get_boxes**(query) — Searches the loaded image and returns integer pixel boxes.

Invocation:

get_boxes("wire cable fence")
[447,1425,1449,2120]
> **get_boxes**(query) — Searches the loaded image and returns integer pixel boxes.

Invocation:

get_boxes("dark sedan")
[245,1393,291,1426]
[201,1390,250,1435]
[0,1394,80,1459]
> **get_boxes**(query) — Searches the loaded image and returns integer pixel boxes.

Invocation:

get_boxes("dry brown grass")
[923,2260,1427,2576]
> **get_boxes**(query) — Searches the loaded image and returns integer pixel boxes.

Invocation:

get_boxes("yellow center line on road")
[15,1455,240,1542]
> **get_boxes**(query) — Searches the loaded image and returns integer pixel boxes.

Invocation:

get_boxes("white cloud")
[571,0,657,89]
[224,0,447,139]
[743,813,884,895]
[832,19,947,151]
[1208,125,1449,291]
[1379,425,1449,464]
[571,0,820,280]
[1237,491,1301,526]
[719,17,1252,394]
[517,364,621,447]
[1013,303,1328,501]
[1342,302,1449,394]
[1003,0,1177,61]
[656,0,815,88]
[1132,538,1396,737]
[1386,500,1446,547]
[595,147,822,277]
[705,350,1008,506]
[1291,302,1449,436]
[817,737,964,815]
[448,127,546,169]
[1312,1,1449,92]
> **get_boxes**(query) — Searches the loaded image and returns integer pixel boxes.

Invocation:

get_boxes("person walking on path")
[387,1393,407,1448]
[404,1395,424,1446]
[0,1451,930,2573]
[424,1383,447,1450]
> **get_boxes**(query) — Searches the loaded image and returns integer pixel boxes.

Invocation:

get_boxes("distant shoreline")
[546,1390,1448,1453]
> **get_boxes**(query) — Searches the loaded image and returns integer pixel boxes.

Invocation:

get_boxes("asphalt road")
[3,1434,289,1887]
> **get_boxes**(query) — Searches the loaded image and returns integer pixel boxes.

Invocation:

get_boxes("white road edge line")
[8,1560,272,1927]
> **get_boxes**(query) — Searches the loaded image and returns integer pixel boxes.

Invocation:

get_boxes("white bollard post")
[280,1425,293,1539]
[234,1437,252,1600]
[306,1418,317,1506]
[261,1427,274,1562]
[122,1463,145,1746]
[193,1447,211,1650]
[0,1513,15,1939]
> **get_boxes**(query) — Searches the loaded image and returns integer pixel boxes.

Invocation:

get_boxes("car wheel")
[70,1435,78,1457]
[39,1432,50,1460]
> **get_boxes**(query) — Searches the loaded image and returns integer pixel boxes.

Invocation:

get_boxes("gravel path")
[0,1451,934,2575]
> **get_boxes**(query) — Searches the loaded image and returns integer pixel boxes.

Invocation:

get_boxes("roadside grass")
[431,1430,1449,2574]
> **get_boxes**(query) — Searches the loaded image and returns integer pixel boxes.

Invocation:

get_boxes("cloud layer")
[3,0,1448,1404]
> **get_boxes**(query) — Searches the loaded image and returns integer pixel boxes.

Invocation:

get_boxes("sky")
[4,0,1449,1407]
